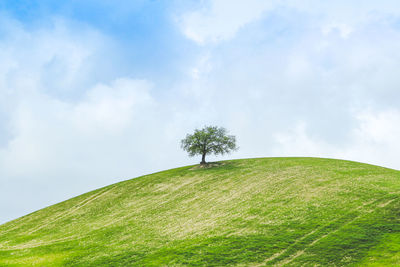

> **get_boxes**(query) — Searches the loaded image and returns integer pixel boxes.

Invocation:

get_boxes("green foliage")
[0,158,400,266]
[181,126,237,164]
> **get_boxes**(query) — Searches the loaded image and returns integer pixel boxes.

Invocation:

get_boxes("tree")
[181,126,237,165]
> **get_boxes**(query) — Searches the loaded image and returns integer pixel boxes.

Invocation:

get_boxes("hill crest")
[0,157,399,266]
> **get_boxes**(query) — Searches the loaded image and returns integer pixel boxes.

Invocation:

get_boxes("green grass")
[0,157,399,266]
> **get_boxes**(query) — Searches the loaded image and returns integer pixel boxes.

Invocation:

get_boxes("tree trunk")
[201,153,206,165]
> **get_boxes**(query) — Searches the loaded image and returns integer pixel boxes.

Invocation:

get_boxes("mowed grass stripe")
[273,197,399,266]
[0,188,109,237]
[26,187,114,235]
[261,196,391,266]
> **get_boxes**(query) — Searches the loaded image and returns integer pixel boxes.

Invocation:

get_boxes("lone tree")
[181,126,237,165]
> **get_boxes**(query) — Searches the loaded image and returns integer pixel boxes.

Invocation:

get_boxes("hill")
[0,157,399,266]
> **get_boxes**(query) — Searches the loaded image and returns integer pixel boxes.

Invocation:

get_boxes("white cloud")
[189,53,212,80]
[273,122,330,157]
[178,0,400,44]
[0,78,154,175]
[321,23,353,39]
[178,0,278,44]
[0,17,111,100]
[272,108,400,170]
[72,79,154,135]
[343,109,400,168]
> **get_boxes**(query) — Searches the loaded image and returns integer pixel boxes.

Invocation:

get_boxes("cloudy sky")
[1,0,400,223]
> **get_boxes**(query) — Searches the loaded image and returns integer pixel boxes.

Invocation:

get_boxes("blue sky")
[0,0,194,85]
[2,0,400,224]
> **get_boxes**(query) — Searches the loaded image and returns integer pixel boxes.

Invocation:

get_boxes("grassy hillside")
[0,157,399,266]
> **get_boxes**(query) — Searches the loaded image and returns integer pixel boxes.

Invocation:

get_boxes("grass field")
[0,157,399,266]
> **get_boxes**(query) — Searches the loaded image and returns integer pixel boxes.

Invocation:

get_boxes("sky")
[1,0,400,224]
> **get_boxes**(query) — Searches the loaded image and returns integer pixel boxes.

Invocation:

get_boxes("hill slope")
[0,157,400,266]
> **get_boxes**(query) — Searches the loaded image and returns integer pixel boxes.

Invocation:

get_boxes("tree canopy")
[181,126,237,164]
